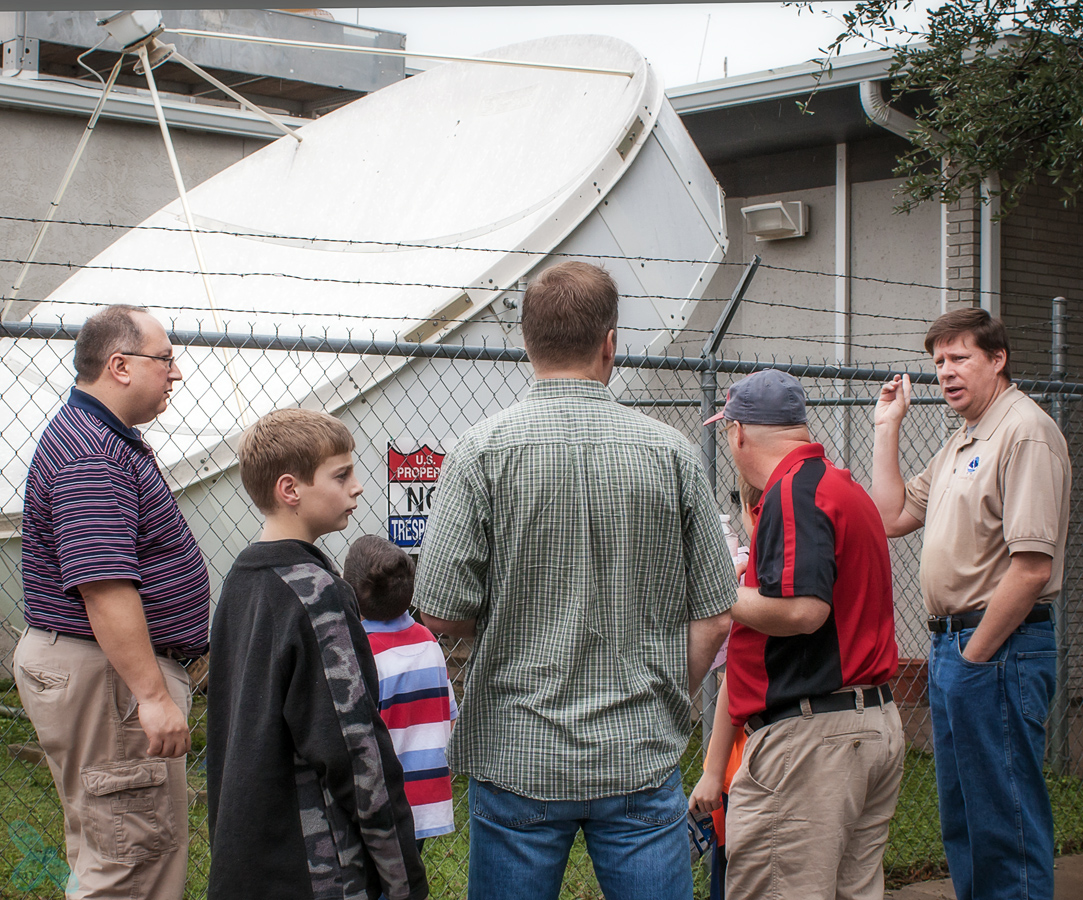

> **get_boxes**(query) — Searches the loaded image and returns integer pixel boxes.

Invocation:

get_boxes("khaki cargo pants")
[725,696,905,900]
[14,627,191,900]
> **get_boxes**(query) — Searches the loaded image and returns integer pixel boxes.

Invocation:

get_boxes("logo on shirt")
[965,455,981,477]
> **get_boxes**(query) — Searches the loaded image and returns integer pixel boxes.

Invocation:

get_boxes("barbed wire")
[2,316,1067,385]
[0,253,937,314]
[0,212,1022,306]
[0,321,928,364]
[0,304,948,361]
[2,255,1045,336]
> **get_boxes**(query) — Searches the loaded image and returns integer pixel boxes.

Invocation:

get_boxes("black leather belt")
[927,604,1053,634]
[158,647,198,665]
[744,684,894,735]
[31,626,95,643]
[31,627,202,665]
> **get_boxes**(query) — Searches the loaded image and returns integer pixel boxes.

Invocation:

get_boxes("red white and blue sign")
[387,444,445,548]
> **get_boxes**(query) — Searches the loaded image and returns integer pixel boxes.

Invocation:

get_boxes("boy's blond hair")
[238,408,355,513]
[738,474,763,512]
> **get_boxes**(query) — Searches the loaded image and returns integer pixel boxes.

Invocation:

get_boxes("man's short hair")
[73,304,149,383]
[237,408,355,513]
[924,308,1012,381]
[343,535,416,622]
[521,261,619,367]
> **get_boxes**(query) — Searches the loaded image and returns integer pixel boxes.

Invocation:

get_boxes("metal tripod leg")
[2,57,124,322]
[138,43,250,426]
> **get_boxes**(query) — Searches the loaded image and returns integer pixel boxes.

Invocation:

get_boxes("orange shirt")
[710,730,747,841]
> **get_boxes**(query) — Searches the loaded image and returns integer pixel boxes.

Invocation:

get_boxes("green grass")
[2,678,1081,899]
[0,679,211,900]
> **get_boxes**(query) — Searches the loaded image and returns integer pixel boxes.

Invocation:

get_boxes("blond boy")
[206,409,428,900]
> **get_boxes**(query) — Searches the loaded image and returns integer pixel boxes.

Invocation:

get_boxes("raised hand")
[875,373,911,430]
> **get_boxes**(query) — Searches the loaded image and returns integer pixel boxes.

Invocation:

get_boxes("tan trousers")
[14,627,192,900]
[725,696,905,900]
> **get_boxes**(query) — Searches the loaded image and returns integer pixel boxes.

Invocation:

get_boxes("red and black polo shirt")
[727,443,898,726]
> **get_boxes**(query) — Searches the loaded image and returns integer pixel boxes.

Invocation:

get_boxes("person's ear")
[104,352,133,386]
[990,348,1007,376]
[731,420,745,448]
[274,473,302,510]
[603,329,616,364]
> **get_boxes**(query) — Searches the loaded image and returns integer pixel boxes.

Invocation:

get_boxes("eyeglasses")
[119,351,178,368]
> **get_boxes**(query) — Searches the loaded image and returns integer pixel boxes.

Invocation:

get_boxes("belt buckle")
[160,647,191,665]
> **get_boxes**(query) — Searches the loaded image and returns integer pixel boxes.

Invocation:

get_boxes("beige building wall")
[0,107,269,320]
[671,151,946,664]
[0,107,268,674]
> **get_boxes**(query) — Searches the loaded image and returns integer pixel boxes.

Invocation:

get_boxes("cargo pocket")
[81,760,177,862]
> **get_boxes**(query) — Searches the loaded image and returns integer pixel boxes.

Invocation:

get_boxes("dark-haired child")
[345,535,457,850]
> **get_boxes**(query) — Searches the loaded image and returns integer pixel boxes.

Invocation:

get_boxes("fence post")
[1050,295,1070,776]
[700,355,719,755]
[697,255,760,758]
[701,359,717,495]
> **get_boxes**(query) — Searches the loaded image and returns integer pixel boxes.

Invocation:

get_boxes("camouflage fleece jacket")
[207,539,428,900]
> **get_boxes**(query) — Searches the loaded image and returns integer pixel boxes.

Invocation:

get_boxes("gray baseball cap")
[704,369,808,426]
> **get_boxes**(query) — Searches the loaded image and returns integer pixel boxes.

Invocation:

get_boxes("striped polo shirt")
[21,388,210,654]
[363,612,456,839]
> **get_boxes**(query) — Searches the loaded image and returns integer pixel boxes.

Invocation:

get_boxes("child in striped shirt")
[344,535,458,851]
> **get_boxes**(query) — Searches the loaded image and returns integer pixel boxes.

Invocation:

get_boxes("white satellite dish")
[0,34,727,578]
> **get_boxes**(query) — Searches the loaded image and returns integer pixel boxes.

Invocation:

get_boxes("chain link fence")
[0,321,1080,898]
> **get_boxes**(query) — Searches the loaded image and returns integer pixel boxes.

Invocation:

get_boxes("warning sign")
[387,444,445,548]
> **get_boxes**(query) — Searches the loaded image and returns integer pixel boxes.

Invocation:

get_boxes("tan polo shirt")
[903,383,1071,616]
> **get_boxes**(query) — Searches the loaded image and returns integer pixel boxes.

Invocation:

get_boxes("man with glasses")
[14,304,209,900]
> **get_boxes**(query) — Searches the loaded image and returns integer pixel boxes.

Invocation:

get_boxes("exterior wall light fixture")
[740,200,808,241]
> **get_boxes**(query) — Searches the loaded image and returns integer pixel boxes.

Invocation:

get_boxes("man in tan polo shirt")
[872,308,1069,900]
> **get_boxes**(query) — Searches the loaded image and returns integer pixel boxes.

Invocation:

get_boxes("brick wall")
[999,175,1083,704]
[1000,175,1083,378]
[946,187,981,307]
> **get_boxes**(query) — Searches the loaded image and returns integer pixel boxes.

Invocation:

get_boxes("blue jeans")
[466,768,692,900]
[708,792,728,900]
[928,620,1057,900]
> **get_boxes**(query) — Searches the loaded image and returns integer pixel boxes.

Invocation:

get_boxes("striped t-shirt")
[21,388,210,654]
[363,612,457,839]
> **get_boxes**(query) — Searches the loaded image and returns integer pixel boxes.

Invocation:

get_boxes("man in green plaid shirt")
[414,261,736,900]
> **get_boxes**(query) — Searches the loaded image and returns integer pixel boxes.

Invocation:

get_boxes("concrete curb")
[886,854,1083,899]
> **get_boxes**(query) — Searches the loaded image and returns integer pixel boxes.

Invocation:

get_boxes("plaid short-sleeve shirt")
[413,378,736,800]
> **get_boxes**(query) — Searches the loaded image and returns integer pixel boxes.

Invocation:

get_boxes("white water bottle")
[720,514,740,562]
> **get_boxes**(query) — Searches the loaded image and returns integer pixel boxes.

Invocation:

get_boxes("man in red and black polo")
[706,368,903,900]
